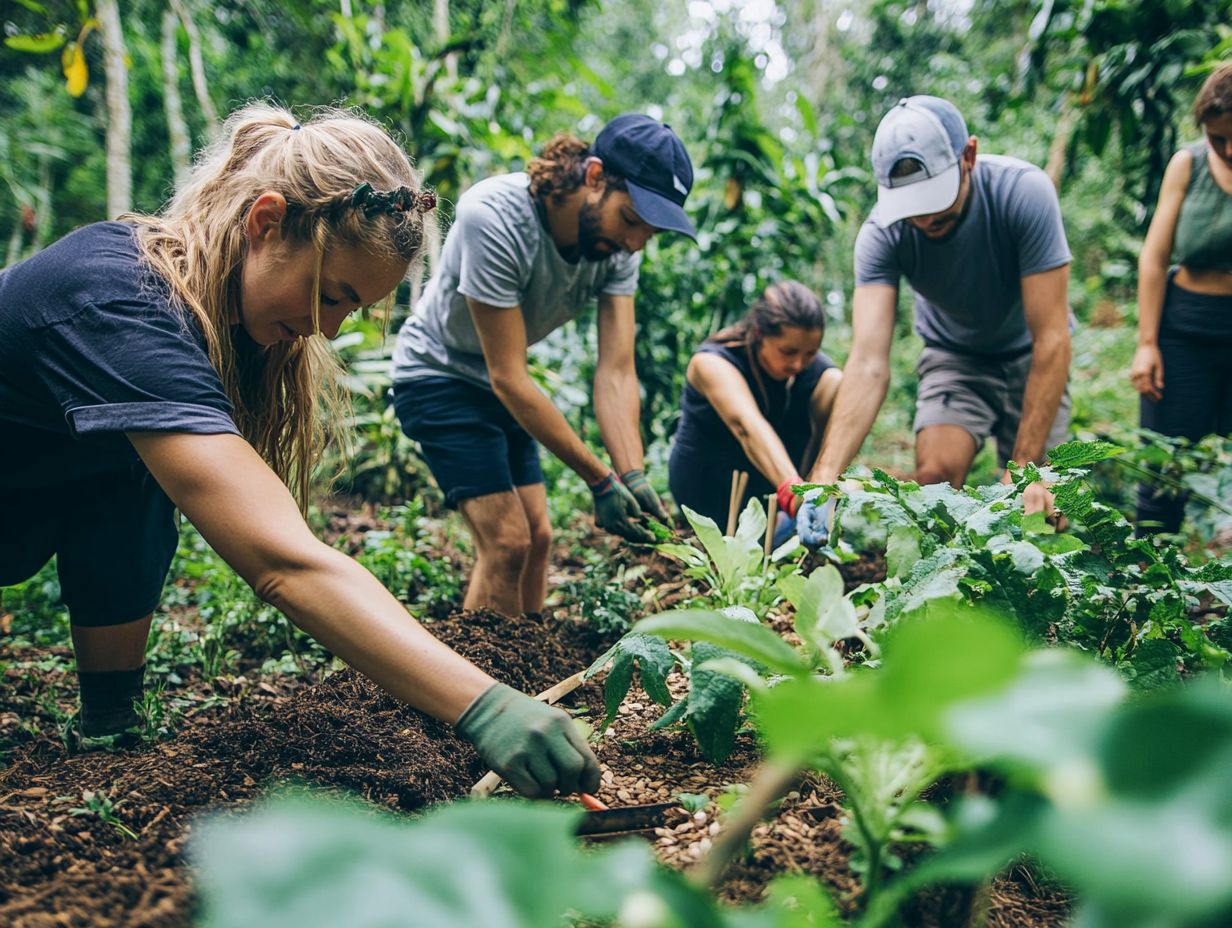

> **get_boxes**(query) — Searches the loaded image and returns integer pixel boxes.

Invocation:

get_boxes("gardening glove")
[796,490,836,548]
[775,475,806,517]
[590,471,656,543]
[454,683,602,799]
[619,468,670,522]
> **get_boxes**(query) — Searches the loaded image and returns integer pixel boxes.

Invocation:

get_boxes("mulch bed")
[1,549,1068,927]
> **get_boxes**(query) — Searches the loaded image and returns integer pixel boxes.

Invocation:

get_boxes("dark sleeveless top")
[1174,141,1232,273]
[668,341,835,526]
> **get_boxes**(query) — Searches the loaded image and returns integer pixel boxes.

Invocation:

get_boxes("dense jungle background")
[3,0,1230,534]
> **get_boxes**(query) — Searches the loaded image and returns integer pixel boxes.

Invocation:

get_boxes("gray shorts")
[913,346,1071,467]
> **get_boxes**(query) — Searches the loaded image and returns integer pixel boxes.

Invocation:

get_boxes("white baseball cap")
[870,96,969,226]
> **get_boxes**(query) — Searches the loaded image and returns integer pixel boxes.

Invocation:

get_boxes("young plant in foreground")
[585,563,875,763]
[191,791,839,928]
[656,498,804,612]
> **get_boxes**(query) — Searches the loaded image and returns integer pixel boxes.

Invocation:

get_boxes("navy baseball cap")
[870,96,970,226]
[593,114,697,240]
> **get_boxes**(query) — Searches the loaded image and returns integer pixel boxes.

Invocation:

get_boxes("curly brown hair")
[1193,62,1232,126]
[526,133,628,204]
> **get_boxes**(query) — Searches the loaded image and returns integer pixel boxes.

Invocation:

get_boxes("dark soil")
[0,609,598,927]
[1,549,1065,927]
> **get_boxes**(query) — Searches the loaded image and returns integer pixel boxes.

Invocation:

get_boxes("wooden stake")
[469,670,589,798]
[764,492,778,557]
[726,470,741,537]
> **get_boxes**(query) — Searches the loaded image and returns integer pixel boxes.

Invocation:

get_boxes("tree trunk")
[435,0,456,79]
[161,9,192,187]
[1044,93,1079,193]
[96,0,132,217]
[170,0,219,133]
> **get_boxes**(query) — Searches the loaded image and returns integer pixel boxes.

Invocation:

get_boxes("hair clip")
[349,183,434,218]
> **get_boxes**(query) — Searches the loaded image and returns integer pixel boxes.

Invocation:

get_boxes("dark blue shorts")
[391,376,544,508]
[0,462,178,626]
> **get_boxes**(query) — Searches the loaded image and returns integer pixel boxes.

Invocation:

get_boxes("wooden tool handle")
[468,669,590,798]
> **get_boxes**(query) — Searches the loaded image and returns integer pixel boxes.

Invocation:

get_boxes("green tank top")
[1173,142,1232,273]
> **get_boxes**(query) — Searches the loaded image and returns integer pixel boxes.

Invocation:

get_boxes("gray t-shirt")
[390,172,642,387]
[854,154,1071,356]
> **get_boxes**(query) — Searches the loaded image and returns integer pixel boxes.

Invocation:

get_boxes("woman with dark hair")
[669,280,842,541]
[1133,62,1232,534]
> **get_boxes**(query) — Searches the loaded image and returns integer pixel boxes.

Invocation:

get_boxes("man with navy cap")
[390,114,696,616]
[796,95,1073,544]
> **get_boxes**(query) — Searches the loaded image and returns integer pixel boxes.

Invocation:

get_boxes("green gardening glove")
[455,683,602,799]
[619,468,670,522]
[589,472,656,543]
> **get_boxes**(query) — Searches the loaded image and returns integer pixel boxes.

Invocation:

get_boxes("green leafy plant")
[60,788,138,841]
[655,498,804,612]
[806,440,1232,682]
[191,791,839,928]
[587,563,875,764]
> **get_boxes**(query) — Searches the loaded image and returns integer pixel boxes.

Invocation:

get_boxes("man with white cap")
[390,114,697,615]
[795,95,1072,544]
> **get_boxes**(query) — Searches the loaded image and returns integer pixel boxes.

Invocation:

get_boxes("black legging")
[1136,277,1232,534]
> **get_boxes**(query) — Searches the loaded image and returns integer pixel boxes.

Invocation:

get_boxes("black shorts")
[391,376,544,508]
[0,462,178,626]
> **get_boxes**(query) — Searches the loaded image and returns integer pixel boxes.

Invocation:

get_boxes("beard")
[576,200,622,261]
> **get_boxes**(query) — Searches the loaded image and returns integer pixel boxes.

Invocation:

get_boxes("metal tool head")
[574,801,684,837]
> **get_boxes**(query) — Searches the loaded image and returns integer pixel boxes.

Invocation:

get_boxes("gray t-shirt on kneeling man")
[854,154,1071,357]
[391,172,641,388]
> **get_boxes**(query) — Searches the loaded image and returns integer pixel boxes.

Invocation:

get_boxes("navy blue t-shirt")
[0,222,240,488]
[669,341,834,526]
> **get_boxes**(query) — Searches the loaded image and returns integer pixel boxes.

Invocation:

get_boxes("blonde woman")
[0,103,599,799]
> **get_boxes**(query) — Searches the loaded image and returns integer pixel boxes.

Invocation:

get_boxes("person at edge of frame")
[1132,62,1232,536]
[0,102,599,800]
[793,93,1074,546]
[668,280,843,546]
[388,114,697,616]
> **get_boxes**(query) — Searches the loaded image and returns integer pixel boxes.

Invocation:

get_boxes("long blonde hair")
[127,102,435,508]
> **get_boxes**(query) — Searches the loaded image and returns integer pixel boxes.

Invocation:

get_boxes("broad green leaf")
[946,650,1127,774]
[1047,439,1125,469]
[193,793,728,928]
[878,607,1026,741]
[781,565,860,654]
[687,642,748,763]
[735,497,769,549]
[647,698,688,732]
[695,657,769,692]
[4,32,65,53]
[1034,800,1232,919]
[655,542,710,571]
[1120,638,1181,691]
[987,536,1045,575]
[885,524,922,578]
[586,634,676,728]
[681,504,761,592]
[633,610,807,675]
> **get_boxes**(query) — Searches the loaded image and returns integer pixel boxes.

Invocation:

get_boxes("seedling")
[59,789,138,840]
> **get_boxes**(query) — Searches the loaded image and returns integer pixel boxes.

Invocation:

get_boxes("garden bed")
[1,544,1068,927]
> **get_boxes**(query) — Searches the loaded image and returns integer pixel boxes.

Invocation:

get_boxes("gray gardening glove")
[589,472,656,543]
[619,468,670,522]
[455,683,602,799]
